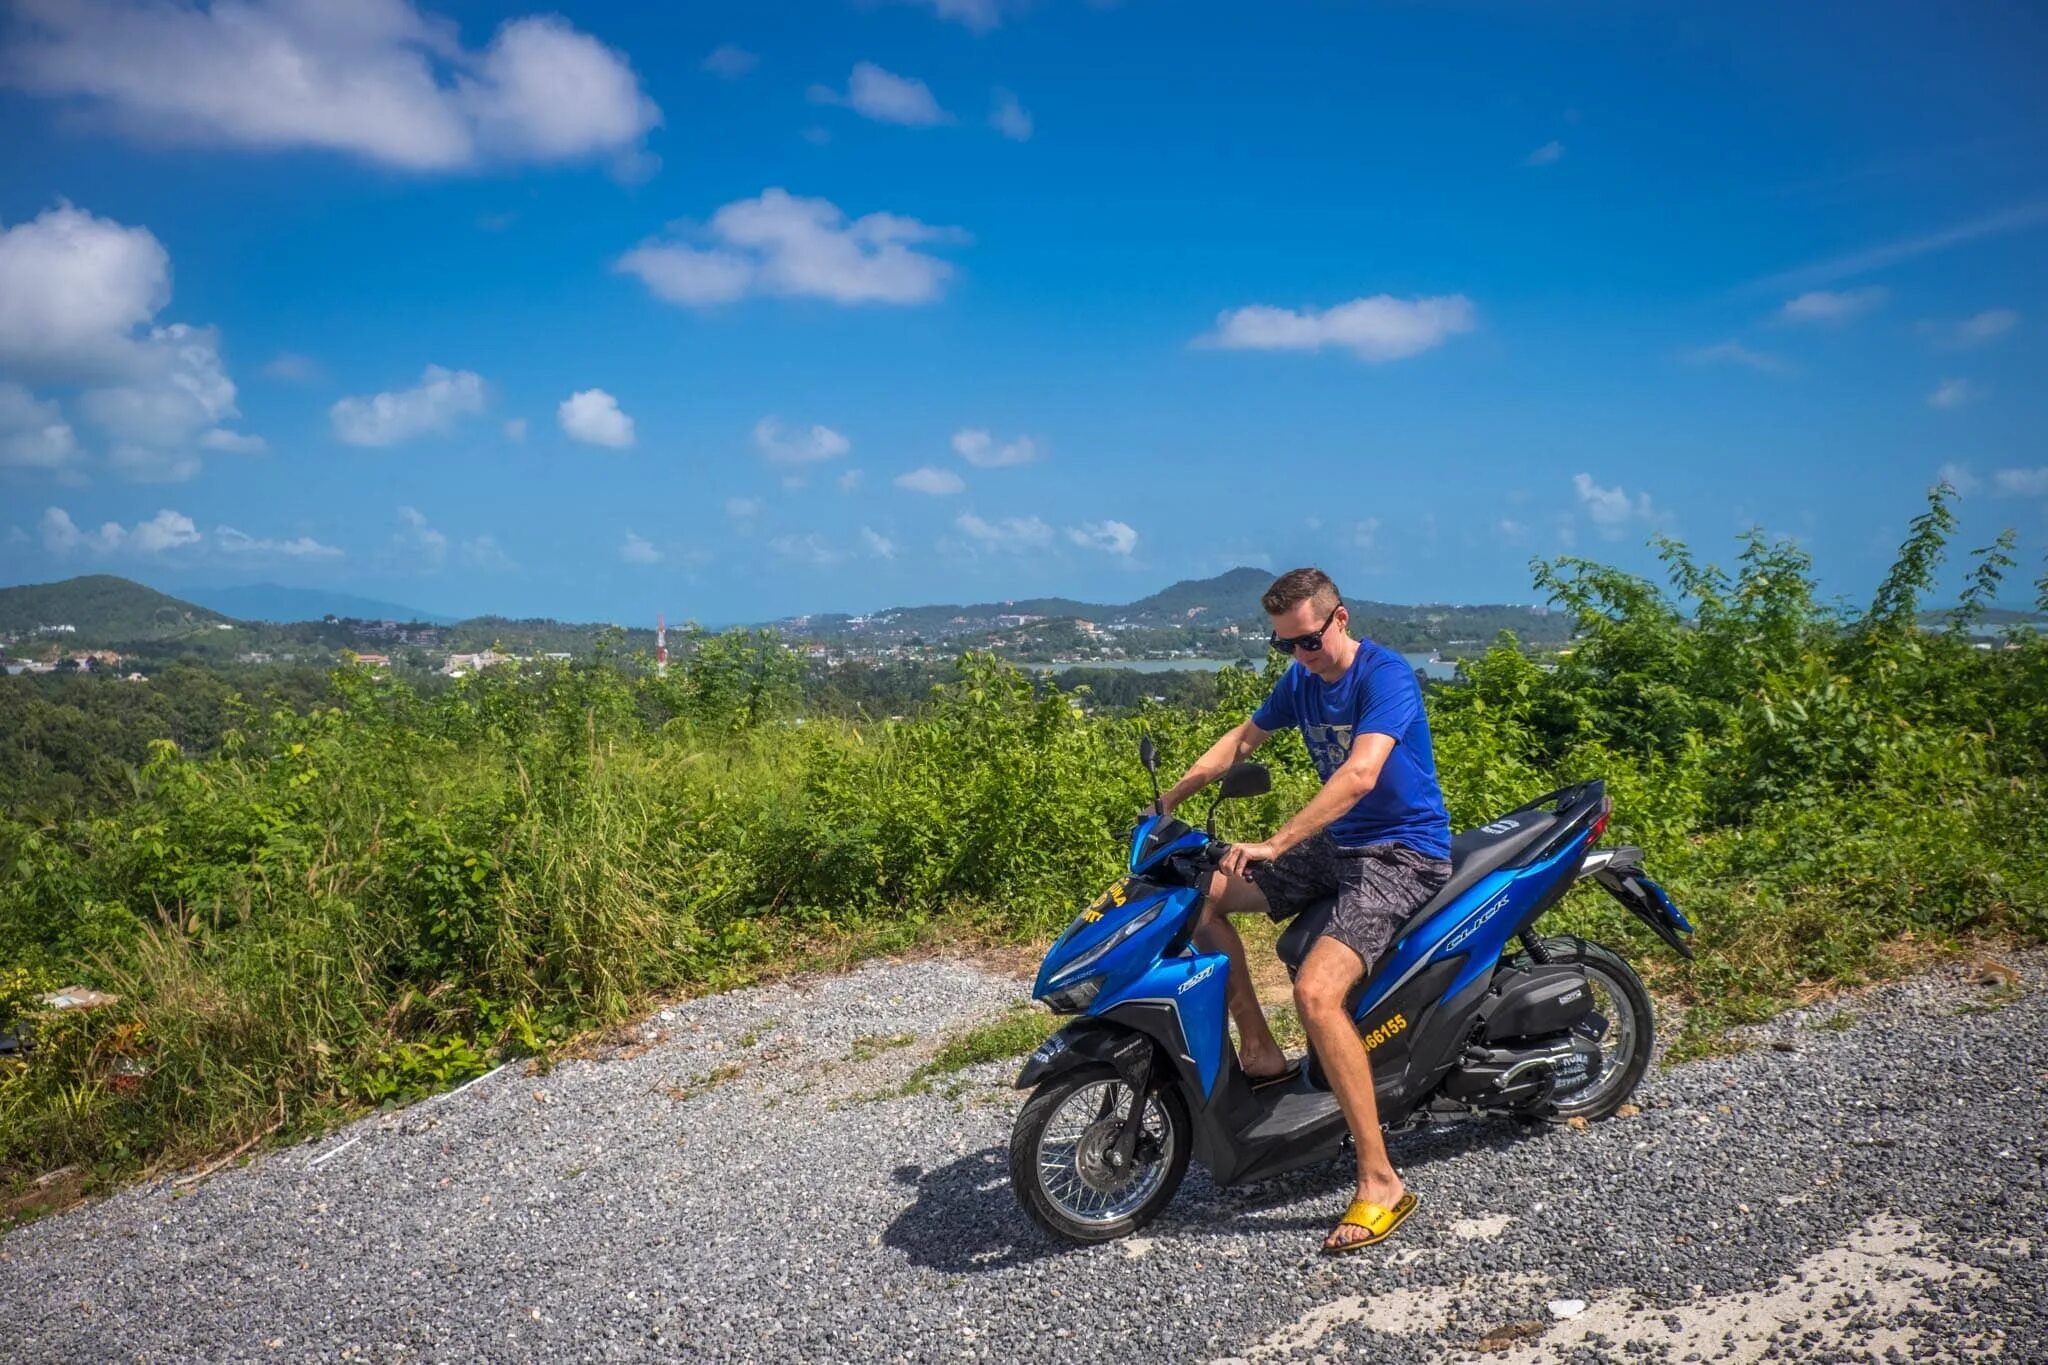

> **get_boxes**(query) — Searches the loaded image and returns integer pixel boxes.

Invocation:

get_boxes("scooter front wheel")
[1009,1063,1191,1243]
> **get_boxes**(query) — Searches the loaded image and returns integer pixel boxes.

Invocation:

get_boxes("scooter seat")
[1273,810,1560,973]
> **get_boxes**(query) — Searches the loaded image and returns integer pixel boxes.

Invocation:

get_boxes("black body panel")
[1272,808,1567,975]
[1479,963,1592,1042]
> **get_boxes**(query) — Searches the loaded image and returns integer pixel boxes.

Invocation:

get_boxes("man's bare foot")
[1323,1179,1408,1253]
[1240,1046,1292,1082]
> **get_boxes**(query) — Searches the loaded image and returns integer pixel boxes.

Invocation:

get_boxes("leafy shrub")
[0,487,2042,1183]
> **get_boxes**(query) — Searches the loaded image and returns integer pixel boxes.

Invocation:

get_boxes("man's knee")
[1293,974,1344,1020]
[1294,947,1363,1021]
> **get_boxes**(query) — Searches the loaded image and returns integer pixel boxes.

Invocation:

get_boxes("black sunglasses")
[1269,603,1343,654]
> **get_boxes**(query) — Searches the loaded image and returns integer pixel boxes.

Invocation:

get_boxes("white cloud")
[1927,378,1980,409]
[1992,467,2048,497]
[861,526,897,559]
[1497,518,1530,543]
[0,382,79,469]
[0,203,255,477]
[557,388,635,448]
[990,88,1032,141]
[504,418,528,442]
[616,188,967,308]
[620,531,662,564]
[769,533,838,566]
[1683,340,1794,375]
[0,1,660,172]
[216,526,343,558]
[837,468,863,493]
[1200,294,1477,363]
[725,497,761,520]
[1937,462,1980,496]
[615,241,754,305]
[461,534,515,571]
[40,505,199,556]
[1573,474,1656,537]
[131,508,200,552]
[1522,140,1563,167]
[810,62,948,127]
[951,428,1039,467]
[908,0,1004,30]
[754,417,850,464]
[1068,520,1138,556]
[955,512,1052,552]
[1778,287,1888,324]
[1353,517,1381,550]
[700,44,757,80]
[1925,308,2020,349]
[0,201,166,375]
[393,505,448,566]
[200,428,267,454]
[331,365,485,446]
[1747,202,2048,294]
[41,508,114,554]
[896,465,966,495]
[108,444,199,483]
[78,321,242,456]
[263,351,323,383]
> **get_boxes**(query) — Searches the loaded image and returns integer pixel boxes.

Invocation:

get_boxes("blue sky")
[1,0,2044,624]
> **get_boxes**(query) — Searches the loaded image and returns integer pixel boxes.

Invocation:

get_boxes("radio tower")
[656,613,668,675]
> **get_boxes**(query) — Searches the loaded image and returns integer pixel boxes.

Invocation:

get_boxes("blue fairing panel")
[1093,951,1231,1099]
[1355,829,1590,1021]
[1039,882,1189,983]
[1127,814,1208,876]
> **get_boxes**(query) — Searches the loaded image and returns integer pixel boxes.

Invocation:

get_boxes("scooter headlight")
[1048,903,1164,989]
[1042,976,1103,1014]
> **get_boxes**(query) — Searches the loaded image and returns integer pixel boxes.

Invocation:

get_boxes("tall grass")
[1,487,2043,1189]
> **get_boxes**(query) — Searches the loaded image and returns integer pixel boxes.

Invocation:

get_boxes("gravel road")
[7,948,2044,1363]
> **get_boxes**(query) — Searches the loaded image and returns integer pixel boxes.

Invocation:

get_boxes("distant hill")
[182,584,455,625]
[0,575,233,640]
[1918,606,2047,633]
[778,566,1567,647]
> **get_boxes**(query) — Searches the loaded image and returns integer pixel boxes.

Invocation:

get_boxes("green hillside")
[0,575,233,642]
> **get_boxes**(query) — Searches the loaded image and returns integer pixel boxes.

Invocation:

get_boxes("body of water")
[1027,653,1462,681]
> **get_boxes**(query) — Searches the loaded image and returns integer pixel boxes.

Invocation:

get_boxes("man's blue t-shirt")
[1251,640,1452,861]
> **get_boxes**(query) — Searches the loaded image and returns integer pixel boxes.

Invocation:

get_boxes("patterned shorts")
[1250,833,1453,971]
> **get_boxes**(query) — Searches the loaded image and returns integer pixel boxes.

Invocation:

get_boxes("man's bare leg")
[1295,936,1403,1250]
[1192,870,1289,1078]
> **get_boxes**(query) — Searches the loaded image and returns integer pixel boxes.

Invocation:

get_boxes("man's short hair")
[1262,567,1341,616]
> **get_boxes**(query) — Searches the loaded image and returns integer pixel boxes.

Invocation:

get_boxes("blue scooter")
[1009,738,1694,1242]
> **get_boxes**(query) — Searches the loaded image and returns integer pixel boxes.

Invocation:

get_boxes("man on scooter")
[1150,567,1452,1254]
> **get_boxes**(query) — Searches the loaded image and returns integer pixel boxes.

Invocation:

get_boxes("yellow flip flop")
[1322,1191,1418,1255]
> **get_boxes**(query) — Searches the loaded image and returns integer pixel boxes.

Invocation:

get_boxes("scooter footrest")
[1242,1089,1343,1143]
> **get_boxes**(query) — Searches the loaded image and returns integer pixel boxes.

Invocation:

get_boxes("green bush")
[1,487,2043,1184]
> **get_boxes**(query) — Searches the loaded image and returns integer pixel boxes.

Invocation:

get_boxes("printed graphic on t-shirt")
[1300,720,1354,776]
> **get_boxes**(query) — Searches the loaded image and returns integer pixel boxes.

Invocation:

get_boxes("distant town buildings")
[442,650,518,676]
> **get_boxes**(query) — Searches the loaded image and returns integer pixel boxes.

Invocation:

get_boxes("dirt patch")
[2,1165,91,1233]
[1448,1215,1997,1364]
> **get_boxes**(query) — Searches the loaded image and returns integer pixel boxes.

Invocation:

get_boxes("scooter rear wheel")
[1010,1063,1191,1243]
[1531,937,1655,1121]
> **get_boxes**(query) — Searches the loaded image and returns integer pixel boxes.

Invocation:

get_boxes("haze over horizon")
[2,1,2045,623]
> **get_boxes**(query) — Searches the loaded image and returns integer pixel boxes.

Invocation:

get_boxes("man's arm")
[1155,718,1271,815]
[1216,732,1396,876]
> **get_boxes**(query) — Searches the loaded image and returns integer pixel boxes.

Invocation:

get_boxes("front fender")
[1013,1018,1148,1090]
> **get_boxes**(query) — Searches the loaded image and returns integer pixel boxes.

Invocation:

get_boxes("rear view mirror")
[1219,762,1270,800]
[1139,736,1158,772]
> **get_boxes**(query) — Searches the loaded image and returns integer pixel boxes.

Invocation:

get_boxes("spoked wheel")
[1009,1063,1190,1243]
[1531,937,1655,1121]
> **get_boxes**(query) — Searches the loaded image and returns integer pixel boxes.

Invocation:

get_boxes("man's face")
[1268,596,1347,669]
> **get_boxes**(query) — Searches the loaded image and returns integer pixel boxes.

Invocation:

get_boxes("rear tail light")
[1588,796,1612,844]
